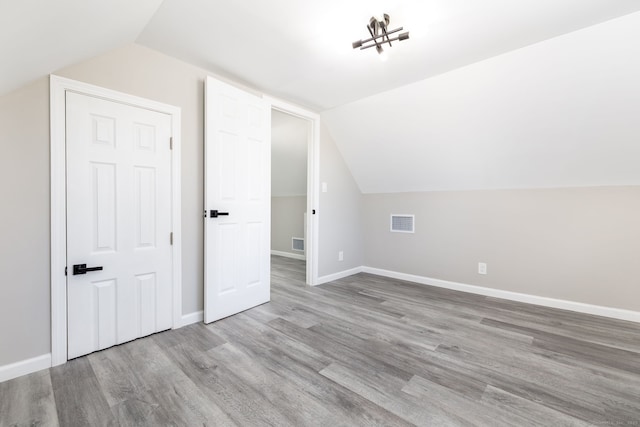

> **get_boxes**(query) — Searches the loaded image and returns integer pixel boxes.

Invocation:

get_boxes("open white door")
[204,76,271,323]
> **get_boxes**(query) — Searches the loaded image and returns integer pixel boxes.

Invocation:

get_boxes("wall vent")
[292,237,305,251]
[390,214,415,233]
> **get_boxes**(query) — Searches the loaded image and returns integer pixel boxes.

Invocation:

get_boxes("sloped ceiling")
[0,0,163,96]
[4,1,640,109]
[3,1,640,194]
[322,12,640,193]
[137,0,640,110]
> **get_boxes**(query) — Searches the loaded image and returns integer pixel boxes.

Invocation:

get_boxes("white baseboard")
[316,266,364,286]
[0,353,51,383]
[363,267,640,323]
[179,310,203,327]
[271,250,306,261]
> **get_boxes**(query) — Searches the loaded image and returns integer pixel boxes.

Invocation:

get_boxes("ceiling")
[322,11,640,193]
[0,0,163,96]
[3,1,640,110]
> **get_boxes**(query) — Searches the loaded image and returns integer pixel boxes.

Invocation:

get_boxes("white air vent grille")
[292,237,305,251]
[390,214,415,233]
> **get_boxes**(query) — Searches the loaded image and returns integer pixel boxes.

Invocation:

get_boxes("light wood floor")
[1,256,640,426]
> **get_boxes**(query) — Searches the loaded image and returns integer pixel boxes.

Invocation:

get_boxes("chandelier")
[352,14,410,60]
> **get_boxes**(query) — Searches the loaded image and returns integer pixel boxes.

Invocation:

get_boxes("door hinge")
[65,266,68,276]
[170,232,174,245]
[170,137,173,150]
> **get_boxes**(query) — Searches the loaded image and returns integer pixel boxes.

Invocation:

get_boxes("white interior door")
[204,76,271,323]
[66,92,173,359]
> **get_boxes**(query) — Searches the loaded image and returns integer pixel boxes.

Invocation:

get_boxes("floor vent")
[390,214,415,233]
[292,237,305,251]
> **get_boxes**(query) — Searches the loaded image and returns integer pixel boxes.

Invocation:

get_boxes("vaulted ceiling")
[0,0,164,96]
[322,11,640,192]
[3,1,640,194]
[3,1,640,110]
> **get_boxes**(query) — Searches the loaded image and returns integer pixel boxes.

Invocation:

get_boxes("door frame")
[265,96,320,286]
[49,75,182,366]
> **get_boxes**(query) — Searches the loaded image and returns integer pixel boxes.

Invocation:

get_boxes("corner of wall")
[318,123,364,277]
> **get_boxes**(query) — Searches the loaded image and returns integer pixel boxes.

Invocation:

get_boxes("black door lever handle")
[73,264,104,275]
[210,210,229,218]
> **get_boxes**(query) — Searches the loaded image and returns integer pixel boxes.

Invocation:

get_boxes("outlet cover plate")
[478,262,487,275]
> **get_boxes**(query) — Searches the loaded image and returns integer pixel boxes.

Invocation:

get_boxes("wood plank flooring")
[1,255,639,426]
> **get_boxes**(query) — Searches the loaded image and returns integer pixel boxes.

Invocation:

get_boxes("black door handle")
[210,210,229,218]
[73,264,104,275]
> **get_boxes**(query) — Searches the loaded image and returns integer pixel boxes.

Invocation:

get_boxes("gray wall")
[271,196,306,256]
[0,43,362,367]
[362,187,640,312]
[318,125,364,277]
[0,78,51,365]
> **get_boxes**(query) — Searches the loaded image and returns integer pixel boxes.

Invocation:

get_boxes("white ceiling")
[271,110,308,197]
[3,1,640,195]
[322,12,640,193]
[137,0,640,110]
[0,0,163,96]
[3,1,640,108]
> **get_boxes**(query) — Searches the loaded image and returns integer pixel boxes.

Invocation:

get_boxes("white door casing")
[265,96,321,286]
[50,75,182,366]
[204,76,271,323]
[65,92,173,359]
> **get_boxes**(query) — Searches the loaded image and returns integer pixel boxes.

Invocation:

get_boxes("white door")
[204,76,271,323]
[66,92,173,359]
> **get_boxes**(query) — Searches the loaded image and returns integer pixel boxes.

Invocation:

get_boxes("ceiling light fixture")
[352,14,409,59]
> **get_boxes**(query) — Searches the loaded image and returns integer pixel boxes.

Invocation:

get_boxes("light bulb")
[376,45,388,62]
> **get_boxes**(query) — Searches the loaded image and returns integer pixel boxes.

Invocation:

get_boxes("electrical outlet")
[322,182,328,193]
[478,262,487,275]
[338,251,344,261]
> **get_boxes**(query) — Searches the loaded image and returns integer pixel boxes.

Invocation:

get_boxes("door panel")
[137,273,158,336]
[66,92,173,359]
[205,76,271,323]
[135,167,157,248]
[92,162,117,252]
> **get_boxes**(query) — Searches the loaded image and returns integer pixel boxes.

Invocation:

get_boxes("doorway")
[203,77,320,325]
[268,98,320,286]
[270,110,310,283]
